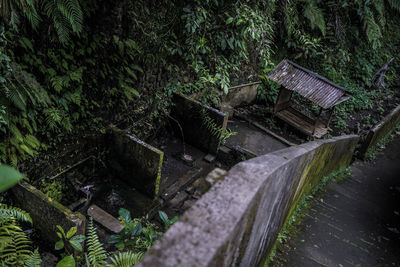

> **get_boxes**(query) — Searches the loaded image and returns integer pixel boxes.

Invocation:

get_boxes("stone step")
[87,204,124,233]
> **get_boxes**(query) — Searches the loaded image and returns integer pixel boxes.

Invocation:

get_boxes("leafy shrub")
[108,208,162,252]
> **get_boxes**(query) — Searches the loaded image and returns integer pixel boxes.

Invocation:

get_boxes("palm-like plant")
[0,0,39,30]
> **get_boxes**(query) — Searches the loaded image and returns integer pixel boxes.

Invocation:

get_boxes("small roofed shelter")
[268,59,350,138]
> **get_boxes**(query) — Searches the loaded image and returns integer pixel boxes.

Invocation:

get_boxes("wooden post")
[312,107,323,136]
[274,87,282,113]
[327,106,335,128]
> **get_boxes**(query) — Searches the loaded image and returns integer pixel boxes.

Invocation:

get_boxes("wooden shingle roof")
[268,60,350,109]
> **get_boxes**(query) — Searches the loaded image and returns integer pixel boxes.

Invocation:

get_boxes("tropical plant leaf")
[55,239,64,250]
[0,165,24,192]
[56,255,75,267]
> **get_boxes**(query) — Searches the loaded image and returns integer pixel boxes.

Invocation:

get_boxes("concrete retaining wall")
[171,93,228,154]
[12,181,86,243]
[137,135,359,267]
[107,127,164,197]
[223,82,261,108]
[360,105,400,157]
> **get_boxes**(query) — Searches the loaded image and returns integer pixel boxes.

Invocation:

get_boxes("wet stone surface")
[272,136,400,267]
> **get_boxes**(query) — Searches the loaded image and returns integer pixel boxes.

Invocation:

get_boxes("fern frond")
[0,221,20,250]
[387,0,400,12]
[107,251,143,267]
[9,124,23,142]
[2,83,27,111]
[24,135,40,149]
[303,0,326,35]
[0,227,32,266]
[44,107,63,130]
[50,75,70,93]
[284,0,299,36]
[23,249,41,267]
[85,217,108,267]
[373,0,385,27]
[361,7,382,48]
[65,91,81,105]
[42,0,83,43]
[0,0,39,29]
[57,0,83,34]
[0,204,32,225]
[13,0,40,29]
[1,62,49,111]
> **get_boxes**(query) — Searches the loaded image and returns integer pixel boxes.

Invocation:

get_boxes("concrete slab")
[225,120,288,156]
[87,205,124,234]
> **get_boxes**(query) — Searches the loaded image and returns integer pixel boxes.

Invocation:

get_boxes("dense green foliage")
[0,0,399,167]
[0,2,399,265]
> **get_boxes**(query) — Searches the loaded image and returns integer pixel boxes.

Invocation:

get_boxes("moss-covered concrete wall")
[360,105,400,157]
[12,181,86,243]
[107,127,164,197]
[136,135,358,267]
[171,93,228,154]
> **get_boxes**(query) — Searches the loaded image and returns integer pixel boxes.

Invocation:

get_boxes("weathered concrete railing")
[360,105,400,158]
[137,135,359,267]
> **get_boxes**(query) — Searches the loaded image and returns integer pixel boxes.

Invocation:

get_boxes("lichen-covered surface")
[107,127,164,197]
[360,105,400,157]
[136,135,359,267]
[11,181,86,243]
[170,93,228,154]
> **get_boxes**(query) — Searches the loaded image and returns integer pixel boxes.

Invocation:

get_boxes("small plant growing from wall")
[200,108,237,145]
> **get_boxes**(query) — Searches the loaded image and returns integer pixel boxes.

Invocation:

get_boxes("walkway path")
[272,136,400,267]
